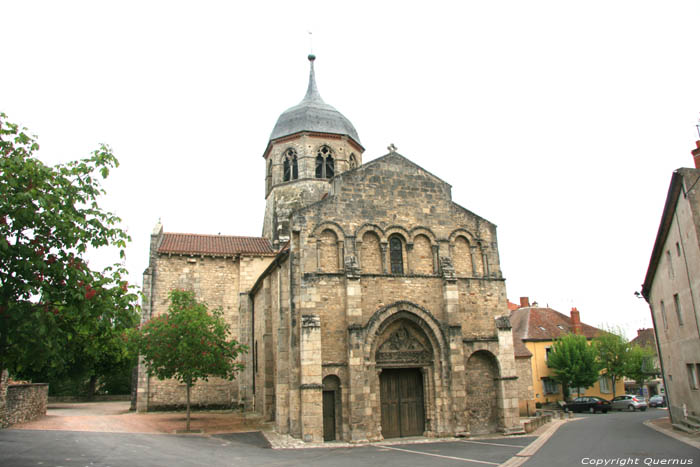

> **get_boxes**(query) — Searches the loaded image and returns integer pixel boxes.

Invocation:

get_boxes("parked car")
[648,395,666,408]
[611,395,647,411]
[564,396,611,413]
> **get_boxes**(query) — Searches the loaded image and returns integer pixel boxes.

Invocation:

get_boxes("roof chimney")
[520,297,530,308]
[570,307,582,335]
[692,141,700,169]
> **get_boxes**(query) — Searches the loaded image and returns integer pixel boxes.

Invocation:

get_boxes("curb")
[501,418,577,467]
[643,418,700,450]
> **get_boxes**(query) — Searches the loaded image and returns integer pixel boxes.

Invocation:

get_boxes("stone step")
[672,422,700,434]
[686,414,700,426]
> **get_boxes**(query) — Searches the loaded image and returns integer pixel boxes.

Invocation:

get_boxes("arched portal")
[465,350,500,434]
[375,318,433,439]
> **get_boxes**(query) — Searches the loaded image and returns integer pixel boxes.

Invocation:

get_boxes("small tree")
[547,333,600,399]
[625,344,656,395]
[131,290,247,431]
[594,327,629,399]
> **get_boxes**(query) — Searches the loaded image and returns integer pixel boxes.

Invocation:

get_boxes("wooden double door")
[380,368,425,438]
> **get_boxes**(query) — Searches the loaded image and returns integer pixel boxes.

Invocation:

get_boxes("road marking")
[375,445,499,465]
[459,440,527,448]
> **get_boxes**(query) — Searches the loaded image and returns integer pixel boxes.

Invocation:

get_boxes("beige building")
[510,298,624,414]
[136,55,522,442]
[642,139,700,432]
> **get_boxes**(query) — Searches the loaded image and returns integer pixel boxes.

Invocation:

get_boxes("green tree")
[0,113,139,383]
[131,290,247,431]
[624,344,657,393]
[547,333,601,399]
[593,327,629,399]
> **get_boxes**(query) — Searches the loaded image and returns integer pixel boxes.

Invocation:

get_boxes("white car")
[611,395,647,411]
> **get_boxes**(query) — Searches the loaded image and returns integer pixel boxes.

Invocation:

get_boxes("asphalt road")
[0,430,535,467]
[524,408,700,466]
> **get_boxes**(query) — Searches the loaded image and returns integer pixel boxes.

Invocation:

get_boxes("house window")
[599,376,612,394]
[283,148,298,182]
[389,236,403,274]
[315,145,334,179]
[687,364,699,390]
[674,293,683,326]
[660,301,668,330]
[667,250,674,278]
[543,378,559,394]
[349,153,357,169]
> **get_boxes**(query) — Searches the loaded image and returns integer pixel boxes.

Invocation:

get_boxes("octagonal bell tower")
[262,55,364,248]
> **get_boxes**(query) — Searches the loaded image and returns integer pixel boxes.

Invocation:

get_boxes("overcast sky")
[3,1,699,338]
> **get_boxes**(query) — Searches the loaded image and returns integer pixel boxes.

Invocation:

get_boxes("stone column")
[406,243,413,274]
[136,264,154,413]
[300,315,323,442]
[440,257,460,326]
[495,316,522,434]
[337,240,345,271]
[380,242,388,273]
[347,325,370,442]
[431,244,439,274]
[237,292,254,410]
[448,326,467,436]
[315,239,321,272]
[275,268,290,434]
[469,246,478,276]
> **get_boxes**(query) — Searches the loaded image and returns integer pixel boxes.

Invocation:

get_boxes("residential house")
[641,137,700,430]
[510,297,624,412]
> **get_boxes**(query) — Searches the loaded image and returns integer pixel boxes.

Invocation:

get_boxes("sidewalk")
[11,401,567,452]
[11,401,268,435]
[645,416,700,450]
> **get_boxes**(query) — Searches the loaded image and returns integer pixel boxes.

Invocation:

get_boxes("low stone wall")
[1,383,49,428]
[48,394,130,403]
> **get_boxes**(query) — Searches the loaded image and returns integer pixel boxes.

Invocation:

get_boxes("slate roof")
[510,306,601,348]
[269,55,361,146]
[158,233,275,257]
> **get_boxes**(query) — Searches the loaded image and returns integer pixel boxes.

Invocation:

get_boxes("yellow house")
[510,297,625,414]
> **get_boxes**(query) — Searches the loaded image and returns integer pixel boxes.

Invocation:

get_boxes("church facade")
[136,55,521,442]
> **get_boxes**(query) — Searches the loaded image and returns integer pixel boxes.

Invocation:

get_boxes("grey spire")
[269,55,361,145]
[303,54,322,103]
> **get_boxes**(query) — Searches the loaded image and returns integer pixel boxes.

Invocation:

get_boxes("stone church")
[135,55,521,442]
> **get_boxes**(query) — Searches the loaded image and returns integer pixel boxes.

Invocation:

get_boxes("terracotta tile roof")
[510,307,601,343]
[631,328,656,349]
[507,301,520,311]
[158,233,275,256]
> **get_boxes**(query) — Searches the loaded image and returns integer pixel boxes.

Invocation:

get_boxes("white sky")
[3,1,699,339]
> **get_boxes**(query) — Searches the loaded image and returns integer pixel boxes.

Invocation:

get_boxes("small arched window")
[349,153,357,169]
[283,148,298,182]
[266,159,272,192]
[316,145,334,179]
[389,236,403,274]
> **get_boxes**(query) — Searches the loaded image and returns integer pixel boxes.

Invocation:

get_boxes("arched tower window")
[389,235,404,274]
[266,159,272,192]
[316,145,334,179]
[349,153,357,169]
[283,148,298,182]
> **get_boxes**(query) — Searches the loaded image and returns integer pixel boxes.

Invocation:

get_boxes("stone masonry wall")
[282,153,519,440]
[515,356,535,416]
[144,253,273,410]
[1,383,48,428]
